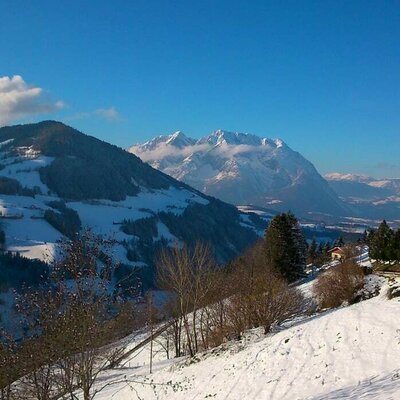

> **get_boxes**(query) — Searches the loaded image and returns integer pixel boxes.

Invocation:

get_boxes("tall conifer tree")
[264,212,307,282]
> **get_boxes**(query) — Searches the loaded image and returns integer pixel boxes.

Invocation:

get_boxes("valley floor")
[86,276,400,400]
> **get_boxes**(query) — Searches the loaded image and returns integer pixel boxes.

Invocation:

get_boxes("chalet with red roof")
[328,246,345,261]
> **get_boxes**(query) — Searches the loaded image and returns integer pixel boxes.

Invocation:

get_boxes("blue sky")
[1,0,399,177]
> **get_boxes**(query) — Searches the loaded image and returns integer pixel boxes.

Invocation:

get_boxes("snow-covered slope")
[0,122,262,269]
[79,275,400,400]
[129,130,350,217]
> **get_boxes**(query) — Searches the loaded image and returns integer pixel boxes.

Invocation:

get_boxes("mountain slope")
[325,173,400,220]
[129,130,350,218]
[0,122,264,274]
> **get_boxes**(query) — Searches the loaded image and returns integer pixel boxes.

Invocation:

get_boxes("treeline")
[367,220,400,261]
[121,216,158,242]
[0,177,41,198]
[0,120,172,202]
[122,201,262,265]
[44,201,81,238]
[0,252,49,293]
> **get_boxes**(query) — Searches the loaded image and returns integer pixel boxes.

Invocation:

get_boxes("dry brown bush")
[313,261,365,309]
[220,242,307,338]
[226,271,305,337]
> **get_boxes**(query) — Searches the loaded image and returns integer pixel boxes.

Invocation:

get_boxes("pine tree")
[308,238,318,265]
[361,230,368,244]
[324,241,332,253]
[264,212,307,282]
[317,241,324,255]
[369,220,394,261]
[390,229,400,261]
[334,236,345,247]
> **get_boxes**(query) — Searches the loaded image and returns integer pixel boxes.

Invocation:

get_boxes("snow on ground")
[0,195,62,262]
[67,187,205,241]
[84,277,400,400]
[0,155,54,193]
[0,174,208,262]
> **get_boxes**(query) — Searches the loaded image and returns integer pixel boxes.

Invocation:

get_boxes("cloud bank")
[0,75,64,126]
[131,142,271,163]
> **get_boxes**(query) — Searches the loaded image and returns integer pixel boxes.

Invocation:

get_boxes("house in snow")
[329,246,345,261]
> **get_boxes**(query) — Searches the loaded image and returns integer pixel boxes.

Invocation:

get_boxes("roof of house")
[328,246,345,254]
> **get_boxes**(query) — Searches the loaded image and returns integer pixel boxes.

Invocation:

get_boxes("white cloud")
[131,142,265,163]
[0,75,65,126]
[131,143,209,162]
[65,107,122,122]
[95,107,121,121]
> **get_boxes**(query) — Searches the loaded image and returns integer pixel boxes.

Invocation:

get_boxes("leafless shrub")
[313,261,365,309]
[226,270,305,337]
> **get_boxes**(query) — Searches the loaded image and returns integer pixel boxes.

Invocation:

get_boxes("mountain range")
[325,173,400,220]
[129,130,351,218]
[0,122,265,289]
[325,173,400,200]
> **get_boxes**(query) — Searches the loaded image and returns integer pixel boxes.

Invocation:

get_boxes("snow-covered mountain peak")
[165,131,195,147]
[206,130,287,149]
[136,131,195,151]
[129,130,349,216]
[200,130,276,147]
[274,138,285,148]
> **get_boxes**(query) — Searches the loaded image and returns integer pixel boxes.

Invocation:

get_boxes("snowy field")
[70,275,400,400]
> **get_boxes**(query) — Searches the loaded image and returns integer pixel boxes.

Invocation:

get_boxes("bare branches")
[313,260,365,309]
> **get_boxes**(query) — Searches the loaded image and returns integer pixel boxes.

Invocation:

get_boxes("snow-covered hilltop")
[129,130,349,218]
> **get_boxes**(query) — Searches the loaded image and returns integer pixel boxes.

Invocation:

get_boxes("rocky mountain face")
[129,130,350,218]
[0,122,266,292]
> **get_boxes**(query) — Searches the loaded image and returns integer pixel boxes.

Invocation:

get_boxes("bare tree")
[157,243,218,356]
